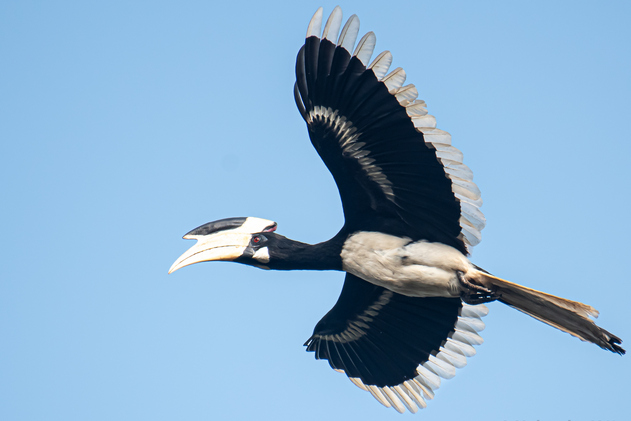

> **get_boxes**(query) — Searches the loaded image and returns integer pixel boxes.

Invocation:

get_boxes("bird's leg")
[457,271,500,304]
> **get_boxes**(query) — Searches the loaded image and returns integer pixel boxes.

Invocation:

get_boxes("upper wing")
[294,7,484,253]
[305,273,488,413]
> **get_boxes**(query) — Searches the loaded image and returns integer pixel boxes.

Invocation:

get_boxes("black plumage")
[169,7,624,414]
[305,273,461,387]
[295,36,465,253]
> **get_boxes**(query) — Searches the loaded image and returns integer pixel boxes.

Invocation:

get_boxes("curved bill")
[168,231,252,274]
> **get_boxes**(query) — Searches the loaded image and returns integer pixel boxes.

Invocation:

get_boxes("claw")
[457,271,500,304]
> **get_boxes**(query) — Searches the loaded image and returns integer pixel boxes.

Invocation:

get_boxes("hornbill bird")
[169,6,624,413]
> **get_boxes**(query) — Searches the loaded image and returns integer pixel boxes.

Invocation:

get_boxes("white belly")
[340,231,475,297]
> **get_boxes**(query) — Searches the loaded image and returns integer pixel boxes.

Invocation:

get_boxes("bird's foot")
[457,271,500,305]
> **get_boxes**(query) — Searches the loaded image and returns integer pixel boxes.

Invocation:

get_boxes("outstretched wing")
[305,273,488,413]
[294,7,484,253]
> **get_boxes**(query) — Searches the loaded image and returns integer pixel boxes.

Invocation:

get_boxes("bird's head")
[168,217,278,273]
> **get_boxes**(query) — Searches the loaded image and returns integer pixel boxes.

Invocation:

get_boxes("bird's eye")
[252,234,267,245]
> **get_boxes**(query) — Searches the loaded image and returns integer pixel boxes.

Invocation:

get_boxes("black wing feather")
[305,273,462,388]
[295,36,466,252]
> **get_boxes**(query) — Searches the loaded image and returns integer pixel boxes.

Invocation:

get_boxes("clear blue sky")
[2,1,630,420]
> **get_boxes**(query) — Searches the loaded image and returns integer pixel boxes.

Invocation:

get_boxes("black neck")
[265,231,346,271]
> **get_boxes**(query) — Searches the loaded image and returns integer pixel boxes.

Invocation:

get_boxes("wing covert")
[295,7,485,253]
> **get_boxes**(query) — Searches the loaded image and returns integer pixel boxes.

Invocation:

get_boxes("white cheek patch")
[252,247,270,264]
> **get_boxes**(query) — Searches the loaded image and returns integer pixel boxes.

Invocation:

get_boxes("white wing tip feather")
[306,7,323,38]
[321,6,343,41]
[353,31,377,65]
[335,303,488,413]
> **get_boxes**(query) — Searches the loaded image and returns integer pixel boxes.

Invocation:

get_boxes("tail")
[476,272,625,355]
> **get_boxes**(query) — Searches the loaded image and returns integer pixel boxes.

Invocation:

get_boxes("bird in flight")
[169,6,624,413]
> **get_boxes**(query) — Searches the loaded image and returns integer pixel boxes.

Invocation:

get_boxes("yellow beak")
[168,231,253,274]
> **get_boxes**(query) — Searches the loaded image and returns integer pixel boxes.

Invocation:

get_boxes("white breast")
[340,232,475,297]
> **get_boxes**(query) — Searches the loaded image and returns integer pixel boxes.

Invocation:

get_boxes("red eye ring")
[252,236,260,243]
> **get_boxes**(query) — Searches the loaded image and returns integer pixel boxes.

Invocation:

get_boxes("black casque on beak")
[184,217,249,237]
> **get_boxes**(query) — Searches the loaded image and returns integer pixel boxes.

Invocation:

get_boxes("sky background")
[2,1,630,420]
